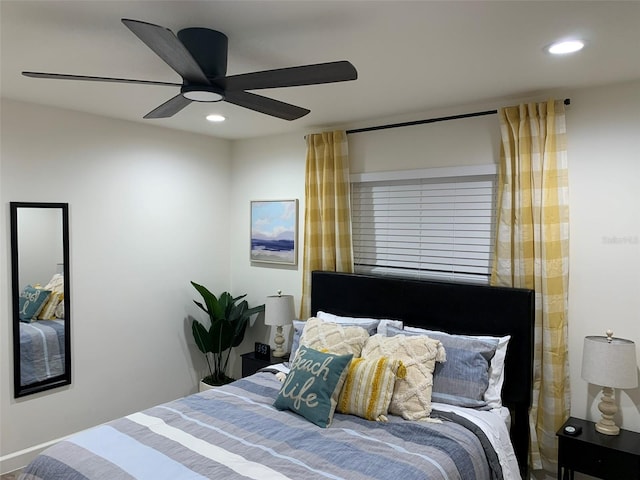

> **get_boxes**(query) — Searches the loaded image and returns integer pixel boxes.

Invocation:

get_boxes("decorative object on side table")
[265,290,295,357]
[190,282,265,388]
[581,330,638,435]
[254,342,271,360]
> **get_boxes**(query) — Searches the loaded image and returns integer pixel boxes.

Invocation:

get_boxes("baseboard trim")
[0,434,71,474]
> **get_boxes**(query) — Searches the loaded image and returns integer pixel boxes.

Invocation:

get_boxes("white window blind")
[351,172,496,283]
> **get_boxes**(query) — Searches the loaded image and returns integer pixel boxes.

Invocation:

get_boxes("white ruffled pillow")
[361,334,445,421]
[299,317,370,358]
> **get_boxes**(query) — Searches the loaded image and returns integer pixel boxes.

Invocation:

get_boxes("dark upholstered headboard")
[310,271,534,477]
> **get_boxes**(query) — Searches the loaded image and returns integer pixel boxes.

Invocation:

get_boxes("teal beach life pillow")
[18,285,51,323]
[274,346,353,428]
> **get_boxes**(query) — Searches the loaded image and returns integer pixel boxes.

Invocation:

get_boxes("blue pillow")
[18,285,52,323]
[387,326,498,408]
[274,346,353,427]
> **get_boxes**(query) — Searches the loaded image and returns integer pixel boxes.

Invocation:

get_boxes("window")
[350,165,497,283]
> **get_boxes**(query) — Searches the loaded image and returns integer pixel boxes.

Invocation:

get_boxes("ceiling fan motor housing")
[177,27,228,79]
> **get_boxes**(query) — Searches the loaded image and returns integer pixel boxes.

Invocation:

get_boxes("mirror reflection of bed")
[18,269,65,387]
[10,202,71,397]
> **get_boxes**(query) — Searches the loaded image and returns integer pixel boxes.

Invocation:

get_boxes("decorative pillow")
[317,311,381,332]
[18,285,51,323]
[315,312,379,337]
[274,346,353,427]
[482,335,510,408]
[337,357,406,421]
[299,318,371,358]
[54,294,65,319]
[38,274,65,320]
[291,316,379,363]
[403,326,510,409]
[361,334,445,421]
[290,319,306,362]
[317,311,403,336]
[388,326,497,408]
[377,319,404,336]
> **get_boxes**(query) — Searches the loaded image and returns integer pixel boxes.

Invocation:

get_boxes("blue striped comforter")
[20,372,504,480]
[19,320,65,385]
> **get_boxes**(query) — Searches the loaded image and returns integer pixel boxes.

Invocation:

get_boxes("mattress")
[20,371,520,480]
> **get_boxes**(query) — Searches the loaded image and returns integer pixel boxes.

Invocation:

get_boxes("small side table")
[241,351,289,378]
[557,416,640,480]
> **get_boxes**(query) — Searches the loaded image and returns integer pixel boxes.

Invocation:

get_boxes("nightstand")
[557,417,640,480]
[241,351,289,378]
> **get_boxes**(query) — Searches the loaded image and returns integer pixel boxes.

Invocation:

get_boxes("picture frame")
[250,199,298,265]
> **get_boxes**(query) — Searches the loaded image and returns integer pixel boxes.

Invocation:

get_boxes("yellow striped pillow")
[337,357,406,422]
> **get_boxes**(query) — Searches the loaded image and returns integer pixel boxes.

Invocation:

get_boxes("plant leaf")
[190,283,265,380]
[209,319,234,353]
[191,281,223,320]
[192,319,213,354]
[193,300,208,315]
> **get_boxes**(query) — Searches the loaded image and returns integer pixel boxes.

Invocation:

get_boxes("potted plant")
[191,281,265,388]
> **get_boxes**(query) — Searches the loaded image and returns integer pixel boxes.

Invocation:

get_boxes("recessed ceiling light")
[547,40,585,55]
[206,114,226,123]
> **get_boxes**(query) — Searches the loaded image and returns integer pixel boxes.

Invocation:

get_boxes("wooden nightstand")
[557,417,640,480]
[241,351,289,378]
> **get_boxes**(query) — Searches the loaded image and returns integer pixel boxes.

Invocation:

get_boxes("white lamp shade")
[265,294,295,327]
[581,335,638,389]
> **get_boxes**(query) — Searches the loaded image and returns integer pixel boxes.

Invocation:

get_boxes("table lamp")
[265,290,295,358]
[581,330,638,435]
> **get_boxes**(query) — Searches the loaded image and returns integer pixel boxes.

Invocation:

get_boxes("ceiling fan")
[22,19,358,121]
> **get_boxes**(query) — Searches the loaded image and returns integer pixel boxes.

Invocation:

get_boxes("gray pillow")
[387,325,498,408]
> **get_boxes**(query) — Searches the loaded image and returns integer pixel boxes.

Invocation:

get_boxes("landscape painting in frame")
[250,200,298,265]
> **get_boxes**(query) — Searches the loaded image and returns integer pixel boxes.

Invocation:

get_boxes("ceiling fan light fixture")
[181,85,224,102]
[547,39,585,55]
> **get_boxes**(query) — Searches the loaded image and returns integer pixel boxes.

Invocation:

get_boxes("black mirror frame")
[11,202,71,397]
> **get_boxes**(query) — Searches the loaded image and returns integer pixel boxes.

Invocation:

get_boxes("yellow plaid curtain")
[491,99,570,475]
[300,131,353,319]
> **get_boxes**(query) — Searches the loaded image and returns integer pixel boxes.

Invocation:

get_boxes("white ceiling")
[2,1,639,140]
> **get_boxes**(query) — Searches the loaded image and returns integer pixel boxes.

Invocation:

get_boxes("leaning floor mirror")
[10,202,71,397]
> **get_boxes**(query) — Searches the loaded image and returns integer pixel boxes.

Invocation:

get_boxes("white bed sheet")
[431,402,521,480]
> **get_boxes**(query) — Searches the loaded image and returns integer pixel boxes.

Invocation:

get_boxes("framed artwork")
[250,199,298,265]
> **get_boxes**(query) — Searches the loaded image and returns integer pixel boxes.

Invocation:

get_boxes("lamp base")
[272,325,287,358]
[595,386,620,435]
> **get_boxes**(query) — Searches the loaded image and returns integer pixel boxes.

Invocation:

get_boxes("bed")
[19,320,65,385]
[19,271,534,480]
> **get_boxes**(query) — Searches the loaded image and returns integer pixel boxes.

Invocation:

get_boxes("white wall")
[228,133,307,376]
[0,99,232,472]
[567,80,640,434]
[348,112,501,172]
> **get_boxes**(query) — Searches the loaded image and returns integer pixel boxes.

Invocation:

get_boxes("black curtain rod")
[346,98,571,135]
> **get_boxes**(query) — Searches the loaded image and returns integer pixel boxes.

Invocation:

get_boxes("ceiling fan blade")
[144,94,192,119]
[224,91,310,120]
[121,18,210,85]
[22,71,180,87]
[219,61,357,91]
